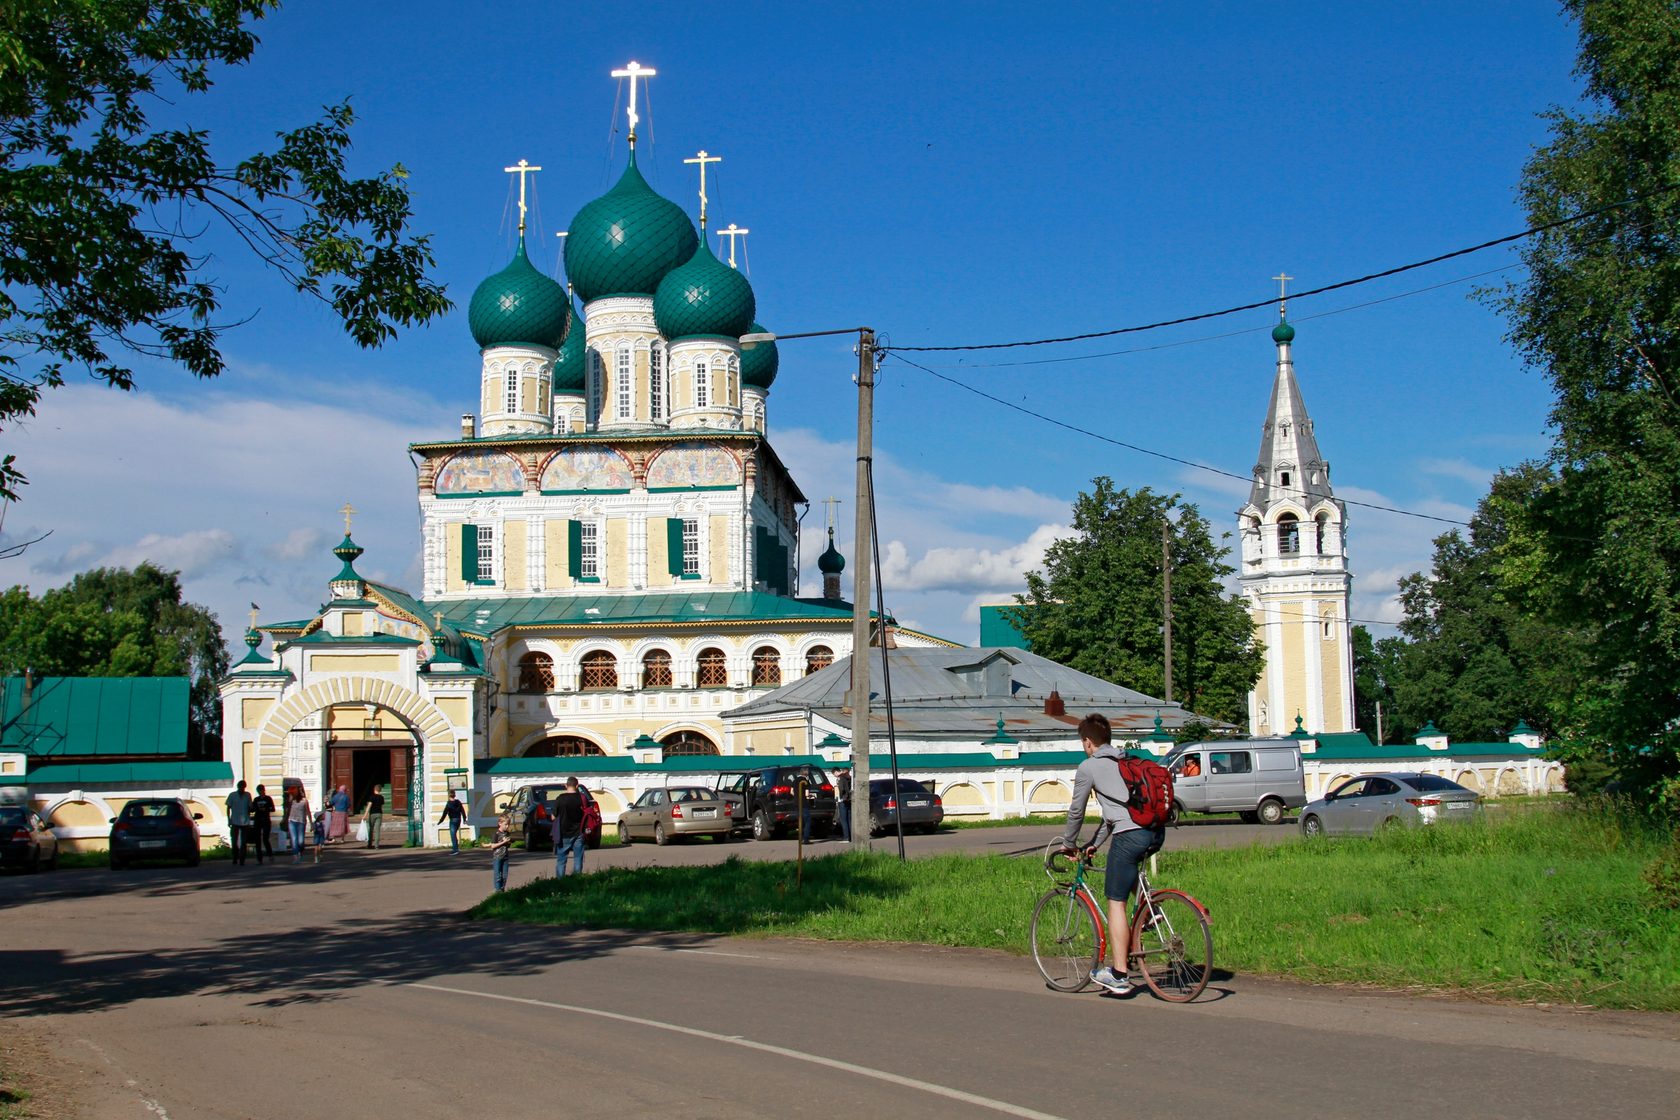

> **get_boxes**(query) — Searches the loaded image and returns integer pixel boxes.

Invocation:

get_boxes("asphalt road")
[3,823,1677,1119]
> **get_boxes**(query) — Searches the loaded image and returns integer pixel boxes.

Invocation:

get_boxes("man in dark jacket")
[550,777,587,877]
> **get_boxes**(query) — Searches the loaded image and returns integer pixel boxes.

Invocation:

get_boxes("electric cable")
[893,187,1678,353]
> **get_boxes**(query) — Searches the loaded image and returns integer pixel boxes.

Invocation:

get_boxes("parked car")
[1163,738,1307,824]
[718,765,836,841]
[1299,772,1482,837]
[504,784,603,850]
[867,778,944,836]
[0,804,59,873]
[618,786,739,845]
[109,799,202,869]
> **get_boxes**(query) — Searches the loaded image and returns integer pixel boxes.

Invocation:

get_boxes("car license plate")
[139,840,167,848]
[1447,802,1473,811]
[695,808,716,818]
[907,799,929,807]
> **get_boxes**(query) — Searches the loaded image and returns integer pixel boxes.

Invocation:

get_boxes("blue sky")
[0,1,1584,647]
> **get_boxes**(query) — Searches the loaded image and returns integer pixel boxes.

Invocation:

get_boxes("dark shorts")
[1104,826,1166,902]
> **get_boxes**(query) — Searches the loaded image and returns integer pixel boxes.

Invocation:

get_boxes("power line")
[887,351,1470,527]
[893,188,1672,353]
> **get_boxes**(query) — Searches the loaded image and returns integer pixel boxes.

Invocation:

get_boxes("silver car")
[1299,772,1481,837]
[617,786,738,845]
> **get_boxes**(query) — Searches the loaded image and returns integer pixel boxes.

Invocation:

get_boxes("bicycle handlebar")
[1042,839,1094,876]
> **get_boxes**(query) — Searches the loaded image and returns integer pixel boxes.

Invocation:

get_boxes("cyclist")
[1058,712,1165,995]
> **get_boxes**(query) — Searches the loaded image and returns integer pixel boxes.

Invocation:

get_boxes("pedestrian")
[286,788,311,864]
[550,777,586,877]
[312,806,327,862]
[834,768,853,843]
[250,784,275,864]
[490,814,513,891]
[225,780,253,865]
[363,785,385,849]
[328,784,350,843]
[439,790,466,853]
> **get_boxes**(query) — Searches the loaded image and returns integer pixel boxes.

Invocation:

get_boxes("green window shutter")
[460,523,478,582]
[666,518,685,577]
[567,520,582,578]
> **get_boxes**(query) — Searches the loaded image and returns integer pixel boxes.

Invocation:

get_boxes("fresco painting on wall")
[436,451,525,495]
[541,448,634,492]
[647,443,739,490]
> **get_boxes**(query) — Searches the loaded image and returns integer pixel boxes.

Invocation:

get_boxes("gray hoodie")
[1058,744,1139,851]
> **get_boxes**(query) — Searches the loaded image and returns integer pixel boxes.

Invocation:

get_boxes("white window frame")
[695,358,709,408]
[505,366,519,413]
[682,517,700,577]
[650,345,665,421]
[727,354,739,405]
[587,350,603,427]
[616,346,632,420]
[580,521,599,581]
[476,524,495,582]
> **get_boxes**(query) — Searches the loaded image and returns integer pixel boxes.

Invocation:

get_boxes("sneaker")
[1089,965,1133,994]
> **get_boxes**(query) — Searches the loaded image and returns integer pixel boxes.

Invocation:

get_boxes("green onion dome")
[564,151,699,302]
[652,237,756,341]
[1272,320,1296,344]
[817,528,845,574]
[552,301,587,394]
[467,239,572,350]
[740,321,779,389]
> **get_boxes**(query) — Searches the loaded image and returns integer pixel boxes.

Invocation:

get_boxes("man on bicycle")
[1058,712,1165,994]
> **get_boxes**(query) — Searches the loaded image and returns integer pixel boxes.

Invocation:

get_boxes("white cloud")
[1416,457,1495,489]
[880,522,1073,593]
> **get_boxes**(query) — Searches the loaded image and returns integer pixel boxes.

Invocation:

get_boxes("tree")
[1010,478,1263,724]
[0,1,451,499]
[0,563,228,756]
[1351,624,1405,744]
[1383,465,1591,744]
[1491,0,1680,811]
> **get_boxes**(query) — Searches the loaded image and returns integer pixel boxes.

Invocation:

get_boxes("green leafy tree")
[0,1,451,499]
[1490,0,1680,811]
[1010,478,1263,724]
[1384,465,1590,744]
[1351,624,1407,744]
[0,564,228,756]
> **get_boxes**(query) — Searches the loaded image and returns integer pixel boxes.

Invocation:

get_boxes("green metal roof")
[1,677,189,759]
[26,761,233,785]
[553,299,587,393]
[468,237,572,350]
[277,632,421,649]
[434,590,857,637]
[740,321,779,389]
[564,151,698,301]
[652,237,756,341]
[1304,731,1540,761]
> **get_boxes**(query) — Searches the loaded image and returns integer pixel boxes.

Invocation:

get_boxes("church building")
[1238,306,1356,737]
[219,66,951,847]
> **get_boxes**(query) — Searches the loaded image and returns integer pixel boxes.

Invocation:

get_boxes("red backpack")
[1116,755,1174,829]
[580,789,603,835]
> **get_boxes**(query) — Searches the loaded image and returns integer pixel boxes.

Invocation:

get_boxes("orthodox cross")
[822,496,842,532]
[248,603,260,630]
[683,150,722,229]
[339,502,357,535]
[611,60,657,145]
[433,610,444,632]
[717,222,750,268]
[504,159,541,237]
[1272,271,1293,319]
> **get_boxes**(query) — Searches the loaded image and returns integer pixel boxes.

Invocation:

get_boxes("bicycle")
[1030,839,1213,1002]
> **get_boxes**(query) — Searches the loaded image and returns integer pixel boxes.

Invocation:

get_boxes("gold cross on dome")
[503,159,542,236]
[248,603,260,630]
[822,496,842,532]
[718,222,750,268]
[339,502,357,535]
[683,150,722,229]
[611,60,657,144]
[1272,271,1293,319]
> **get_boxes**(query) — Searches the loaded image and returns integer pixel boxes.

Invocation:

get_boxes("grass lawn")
[472,801,1680,1010]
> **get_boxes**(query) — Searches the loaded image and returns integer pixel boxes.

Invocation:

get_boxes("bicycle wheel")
[1130,889,1212,1003]
[1030,887,1103,992]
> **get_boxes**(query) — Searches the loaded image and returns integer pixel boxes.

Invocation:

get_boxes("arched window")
[524,736,605,757]
[517,652,554,693]
[696,647,727,688]
[586,350,603,427]
[505,367,519,413]
[650,345,665,420]
[1315,512,1330,554]
[752,646,782,687]
[1280,470,1291,490]
[695,359,709,408]
[580,651,618,691]
[642,649,673,689]
[661,731,718,759]
[727,354,739,404]
[615,346,632,420]
[1277,514,1300,555]
[805,645,834,675]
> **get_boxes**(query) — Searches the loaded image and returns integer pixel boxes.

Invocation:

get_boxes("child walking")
[490,814,513,892]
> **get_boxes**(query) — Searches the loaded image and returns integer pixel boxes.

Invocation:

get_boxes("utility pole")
[1162,519,1174,704]
[848,329,876,844]
[1376,701,1385,745]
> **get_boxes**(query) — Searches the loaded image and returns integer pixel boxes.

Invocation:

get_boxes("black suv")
[504,784,603,850]
[719,765,836,841]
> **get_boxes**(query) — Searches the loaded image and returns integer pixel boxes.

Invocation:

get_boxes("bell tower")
[1237,280,1355,737]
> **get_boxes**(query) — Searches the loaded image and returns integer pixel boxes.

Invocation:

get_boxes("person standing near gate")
[363,786,385,849]
[550,777,586,877]
[834,768,853,842]
[225,780,253,866]
[439,790,466,853]
[490,814,513,891]
[286,788,311,865]
[250,784,275,864]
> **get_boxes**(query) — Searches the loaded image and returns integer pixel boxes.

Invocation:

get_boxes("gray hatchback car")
[1299,772,1481,837]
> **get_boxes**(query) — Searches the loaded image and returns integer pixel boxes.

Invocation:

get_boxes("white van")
[1162,739,1307,825]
